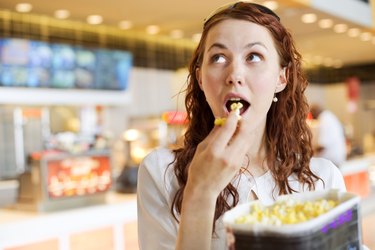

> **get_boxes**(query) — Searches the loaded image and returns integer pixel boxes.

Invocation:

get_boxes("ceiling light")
[170,29,184,39]
[347,28,360,38]
[360,32,372,41]
[312,55,323,65]
[146,25,160,35]
[262,1,278,11]
[87,15,103,25]
[192,33,202,43]
[54,9,70,19]
[323,57,333,67]
[301,13,317,24]
[318,19,333,29]
[333,60,343,68]
[15,3,32,13]
[119,20,133,30]
[333,24,348,33]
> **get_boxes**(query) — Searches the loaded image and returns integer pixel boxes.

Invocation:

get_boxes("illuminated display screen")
[0,38,132,90]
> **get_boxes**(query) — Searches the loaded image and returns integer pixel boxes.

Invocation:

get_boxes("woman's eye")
[247,53,261,62]
[211,54,226,64]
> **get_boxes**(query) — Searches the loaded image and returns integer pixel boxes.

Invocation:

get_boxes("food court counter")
[340,153,375,201]
[0,192,137,250]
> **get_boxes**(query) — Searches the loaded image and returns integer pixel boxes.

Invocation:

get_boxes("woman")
[137,2,346,250]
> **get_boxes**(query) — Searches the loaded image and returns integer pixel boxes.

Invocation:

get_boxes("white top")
[316,110,347,166]
[137,147,346,250]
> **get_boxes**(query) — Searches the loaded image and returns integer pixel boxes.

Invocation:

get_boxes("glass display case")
[16,150,111,212]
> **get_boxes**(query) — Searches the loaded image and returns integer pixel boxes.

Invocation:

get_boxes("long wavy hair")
[170,2,320,230]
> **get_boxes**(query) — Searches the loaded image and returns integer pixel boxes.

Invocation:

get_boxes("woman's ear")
[196,67,204,90]
[275,67,287,93]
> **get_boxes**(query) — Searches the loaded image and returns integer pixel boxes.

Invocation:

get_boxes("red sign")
[46,155,111,199]
[346,76,360,101]
[162,111,188,125]
[346,76,361,113]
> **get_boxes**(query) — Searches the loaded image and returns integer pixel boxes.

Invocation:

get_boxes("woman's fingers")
[199,111,239,151]
[190,111,249,192]
[209,111,240,151]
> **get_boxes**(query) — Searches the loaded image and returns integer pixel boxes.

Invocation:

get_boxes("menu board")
[95,49,132,90]
[46,155,112,199]
[75,48,96,89]
[0,38,132,90]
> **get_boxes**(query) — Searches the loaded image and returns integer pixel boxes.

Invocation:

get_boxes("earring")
[273,95,278,102]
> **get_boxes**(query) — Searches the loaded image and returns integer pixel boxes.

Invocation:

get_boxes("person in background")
[137,2,346,250]
[310,104,347,167]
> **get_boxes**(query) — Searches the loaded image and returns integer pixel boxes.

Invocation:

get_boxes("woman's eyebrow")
[207,43,227,52]
[207,42,268,52]
[245,42,268,50]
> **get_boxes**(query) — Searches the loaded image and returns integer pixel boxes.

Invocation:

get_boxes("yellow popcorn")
[214,102,243,126]
[230,102,243,118]
[235,198,338,226]
[214,117,227,126]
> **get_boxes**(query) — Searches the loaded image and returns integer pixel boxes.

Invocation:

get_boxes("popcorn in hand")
[214,102,243,126]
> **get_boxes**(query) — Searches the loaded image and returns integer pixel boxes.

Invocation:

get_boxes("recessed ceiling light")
[192,33,202,43]
[333,24,348,33]
[263,1,278,11]
[170,29,184,39]
[333,60,343,68]
[347,28,360,38]
[318,19,333,29]
[323,57,333,67]
[146,25,160,35]
[301,13,317,24]
[119,20,133,30]
[54,9,70,19]
[87,15,103,25]
[312,55,323,65]
[15,3,32,13]
[360,32,372,42]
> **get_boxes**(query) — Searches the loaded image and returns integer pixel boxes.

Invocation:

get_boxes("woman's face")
[197,19,287,131]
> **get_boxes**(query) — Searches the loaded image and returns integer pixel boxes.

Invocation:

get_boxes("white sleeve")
[310,157,347,192]
[329,162,347,192]
[137,151,178,250]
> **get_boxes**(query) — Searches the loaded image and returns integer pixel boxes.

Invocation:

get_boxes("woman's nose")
[226,61,245,85]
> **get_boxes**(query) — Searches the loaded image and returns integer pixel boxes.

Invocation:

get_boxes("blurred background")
[0,0,374,249]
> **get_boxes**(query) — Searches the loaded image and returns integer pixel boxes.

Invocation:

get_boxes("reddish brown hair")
[170,2,320,230]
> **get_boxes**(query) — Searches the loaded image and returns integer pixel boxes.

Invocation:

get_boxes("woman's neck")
[243,127,268,177]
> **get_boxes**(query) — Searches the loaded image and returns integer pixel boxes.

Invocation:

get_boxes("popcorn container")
[223,189,362,250]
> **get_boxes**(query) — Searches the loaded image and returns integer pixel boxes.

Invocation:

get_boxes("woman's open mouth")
[225,98,250,115]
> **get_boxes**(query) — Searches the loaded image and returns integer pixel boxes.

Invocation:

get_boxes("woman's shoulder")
[140,147,175,174]
[142,147,175,165]
[309,157,346,191]
[309,157,340,175]
[139,147,177,187]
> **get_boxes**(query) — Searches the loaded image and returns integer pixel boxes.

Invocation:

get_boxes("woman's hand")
[187,110,251,197]
[176,110,251,250]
